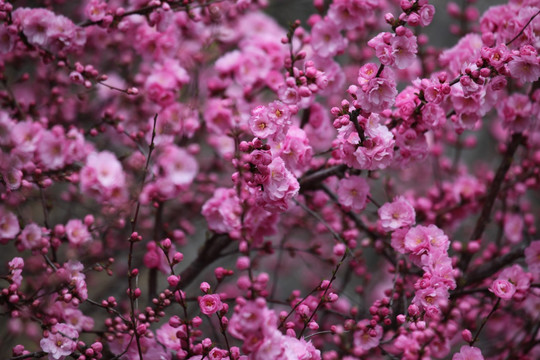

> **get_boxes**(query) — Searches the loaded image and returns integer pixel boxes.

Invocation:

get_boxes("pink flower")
[403,226,430,255]
[353,321,383,351]
[145,59,190,106]
[508,47,540,83]
[0,25,16,54]
[489,279,516,300]
[503,213,524,244]
[80,151,128,205]
[257,157,299,212]
[337,176,370,212]
[418,4,435,26]
[413,286,449,310]
[19,223,43,250]
[40,323,79,360]
[156,145,198,187]
[202,188,242,234]
[85,0,107,22]
[439,34,482,75]
[249,101,291,141]
[272,126,313,176]
[0,207,20,242]
[311,19,347,58]
[524,241,540,275]
[378,196,415,232]
[353,121,395,170]
[389,34,418,69]
[498,264,531,294]
[156,322,182,351]
[452,345,484,360]
[65,219,91,247]
[355,76,397,113]
[199,294,223,315]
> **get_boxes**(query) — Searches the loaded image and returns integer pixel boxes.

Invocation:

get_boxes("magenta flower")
[199,294,223,315]
[489,279,516,300]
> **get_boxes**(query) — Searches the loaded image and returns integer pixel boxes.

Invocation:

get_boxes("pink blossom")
[389,34,418,69]
[80,151,128,205]
[418,4,435,26]
[155,145,198,187]
[199,294,223,315]
[65,219,91,247]
[202,188,242,234]
[249,101,291,141]
[452,345,484,360]
[508,47,540,83]
[257,157,299,212]
[85,0,107,22]
[498,264,531,294]
[490,279,516,300]
[524,240,540,275]
[311,19,347,58]
[0,25,16,54]
[497,93,533,133]
[353,121,395,170]
[0,207,20,242]
[355,76,397,113]
[413,286,449,310]
[19,223,43,250]
[404,226,430,255]
[439,34,482,75]
[272,126,313,176]
[337,176,370,212]
[353,321,383,351]
[503,213,524,244]
[145,59,190,106]
[40,323,78,360]
[156,322,182,351]
[378,196,415,232]
[63,308,94,332]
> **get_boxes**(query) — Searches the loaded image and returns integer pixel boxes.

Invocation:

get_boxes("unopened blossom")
[40,323,79,360]
[378,196,416,232]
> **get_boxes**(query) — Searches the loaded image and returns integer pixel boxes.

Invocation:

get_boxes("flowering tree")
[0,0,539,359]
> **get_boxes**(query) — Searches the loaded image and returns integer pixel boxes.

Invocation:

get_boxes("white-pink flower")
[40,323,79,360]
[65,219,91,247]
[337,176,370,212]
[378,196,416,232]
